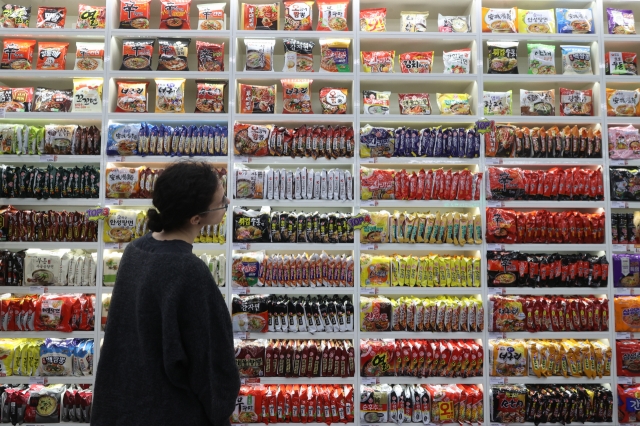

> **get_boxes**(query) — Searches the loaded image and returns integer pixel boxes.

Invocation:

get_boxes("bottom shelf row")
[0,383,91,424]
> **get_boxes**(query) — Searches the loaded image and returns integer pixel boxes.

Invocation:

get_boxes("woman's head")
[147,161,227,233]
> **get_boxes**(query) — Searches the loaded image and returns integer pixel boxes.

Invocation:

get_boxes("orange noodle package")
[399,51,433,73]
[1,39,35,70]
[197,3,226,30]
[616,296,640,331]
[238,83,276,114]
[360,8,386,32]
[317,0,349,31]
[361,50,394,73]
[160,0,191,29]
[284,1,313,31]
[76,4,106,29]
[482,7,517,32]
[74,42,104,71]
[36,42,69,70]
[36,7,66,29]
[197,41,224,71]
[398,93,431,115]
[119,0,151,29]
[241,3,279,30]
[281,79,313,114]
[115,81,149,113]
[606,88,640,116]
[195,81,226,113]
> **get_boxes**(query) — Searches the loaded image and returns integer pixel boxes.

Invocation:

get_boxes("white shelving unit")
[0,0,635,423]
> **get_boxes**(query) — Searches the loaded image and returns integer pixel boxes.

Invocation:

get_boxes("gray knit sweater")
[91,233,240,426]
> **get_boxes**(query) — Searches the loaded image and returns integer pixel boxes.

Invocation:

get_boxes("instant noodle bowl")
[1,39,35,70]
[606,51,637,75]
[606,88,640,116]
[160,0,191,29]
[281,79,313,114]
[233,123,272,155]
[443,48,470,74]
[238,83,275,113]
[241,3,279,30]
[607,8,636,34]
[33,88,72,112]
[436,93,471,115]
[104,209,141,243]
[560,88,592,116]
[74,42,104,71]
[195,81,225,113]
[487,42,518,74]
[399,52,433,73]
[0,4,30,28]
[244,39,275,71]
[363,90,390,115]
[119,0,151,29]
[517,9,555,33]
[35,42,69,71]
[561,45,591,75]
[37,7,66,29]
[283,39,314,72]
[398,93,431,115]
[76,4,106,29]
[483,91,512,115]
[360,8,386,32]
[155,78,185,113]
[120,39,154,71]
[438,14,470,32]
[400,11,428,32]
[284,1,313,31]
[115,81,149,113]
[72,79,103,113]
[556,8,593,34]
[196,41,224,71]
[361,51,394,73]
[482,7,517,33]
[520,89,555,116]
[157,38,191,71]
[320,38,350,72]
[317,0,349,31]
[615,296,640,331]
[527,43,555,74]
[197,3,226,30]
[320,87,347,114]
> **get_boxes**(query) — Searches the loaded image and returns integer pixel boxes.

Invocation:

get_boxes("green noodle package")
[528,43,556,74]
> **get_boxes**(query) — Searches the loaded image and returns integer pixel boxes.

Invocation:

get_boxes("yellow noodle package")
[518,9,555,33]
[155,78,185,113]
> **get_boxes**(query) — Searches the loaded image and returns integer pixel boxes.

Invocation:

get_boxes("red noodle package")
[37,7,66,29]
[76,4,106,29]
[317,0,349,31]
[160,0,191,29]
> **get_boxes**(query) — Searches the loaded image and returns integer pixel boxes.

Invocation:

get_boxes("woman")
[92,162,239,426]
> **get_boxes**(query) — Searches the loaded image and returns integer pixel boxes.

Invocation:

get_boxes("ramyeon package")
[244,39,275,71]
[483,91,512,115]
[319,38,350,72]
[399,52,433,73]
[606,88,640,117]
[157,38,191,71]
[606,52,638,75]
[160,0,191,29]
[438,14,470,32]
[283,39,314,72]
[517,9,555,33]
[316,0,348,31]
[119,0,151,29]
[556,8,594,34]
[559,88,593,116]
[241,3,279,30]
[74,42,104,71]
[443,48,470,74]
[437,93,471,115]
[196,41,224,71]
[72,79,103,113]
[284,1,313,30]
[607,8,636,34]
[487,41,518,74]
[520,89,555,116]
[115,81,148,113]
[528,43,555,74]
[360,8,386,32]
[0,4,30,28]
[482,7,517,33]
[76,4,106,29]
[398,93,431,115]
[363,90,390,115]
[155,78,186,113]
[361,51,395,73]
[37,7,66,29]
[197,3,226,30]
[561,45,592,74]
[400,11,428,32]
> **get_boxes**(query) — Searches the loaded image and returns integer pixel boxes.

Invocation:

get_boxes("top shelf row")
[5,0,640,38]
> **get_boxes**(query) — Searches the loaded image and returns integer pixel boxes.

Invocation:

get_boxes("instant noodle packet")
[244,39,275,71]
[528,43,555,74]
[284,1,313,31]
[560,88,593,116]
[483,91,512,115]
[561,45,592,74]
[607,8,636,34]
[518,9,555,33]
[241,3,279,30]
[400,11,428,32]
[437,93,471,115]
[443,49,470,74]
[399,52,433,73]
[606,88,640,116]
[120,39,154,71]
[197,3,226,30]
[155,78,185,113]
[283,39,314,72]
[320,38,350,72]
[482,7,517,33]
[606,51,638,75]
[438,14,470,32]
[398,93,431,115]
[76,4,106,29]
[615,296,640,331]
[556,8,594,34]
[37,7,66,29]
[119,0,151,29]
[319,87,348,114]
[74,42,104,71]
[160,0,191,29]
[360,8,386,32]
[363,90,390,115]
[195,81,226,113]
[36,42,69,70]
[317,0,349,31]
[0,4,30,28]
[281,79,313,114]
[72,79,103,113]
[1,39,35,70]
[158,38,191,71]
[197,41,225,71]
[115,81,149,113]
[361,51,395,73]
[487,42,518,74]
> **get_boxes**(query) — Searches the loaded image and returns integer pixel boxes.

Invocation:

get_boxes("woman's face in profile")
[201,183,228,226]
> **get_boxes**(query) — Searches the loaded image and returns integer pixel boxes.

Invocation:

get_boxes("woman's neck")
[152,226,199,245]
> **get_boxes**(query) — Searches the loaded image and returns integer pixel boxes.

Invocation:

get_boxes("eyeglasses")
[198,197,229,215]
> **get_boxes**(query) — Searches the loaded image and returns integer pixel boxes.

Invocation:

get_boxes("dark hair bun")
[146,208,164,232]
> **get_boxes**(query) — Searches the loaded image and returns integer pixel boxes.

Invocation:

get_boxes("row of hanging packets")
[263,167,353,201]
[0,124,41,155]
[136,123,228,156]
[199,253,226,287]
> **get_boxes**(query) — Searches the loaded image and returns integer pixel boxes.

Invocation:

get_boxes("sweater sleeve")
[161,259,241,426]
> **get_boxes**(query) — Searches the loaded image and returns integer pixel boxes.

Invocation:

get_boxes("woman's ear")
[190,215,201,226]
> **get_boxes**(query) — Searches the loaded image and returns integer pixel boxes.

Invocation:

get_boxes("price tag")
[28,286,46,294]
[486,201,504,208]
[361,287,377,295]
[488,287,505,295]
[107,156,125,162]
[241,378,260,384]
[619,377,633,385]
[616,287,633,295]
[487,244,504,251]
[106,199,123,206]
[0,108,6,119]
[361,200,379,207]
[489,332,505,339]
[361,377,378,385]
[612,201,627,209]
[490,423,507,426]
[25,424,46,426]
[233,332,248,340]
[486,158,502,165]
[232,288,249,294]
[611,160,627,166]
[236,156,251,163]
[618,332,632,339]
[233,243,249,250]
[28,377,46,385]
[360,244,377,251]
[39,155,56,162]
[613,244,629,252]
[104,243,127,250]
[489,377,506,385]
[360,158,376,164]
